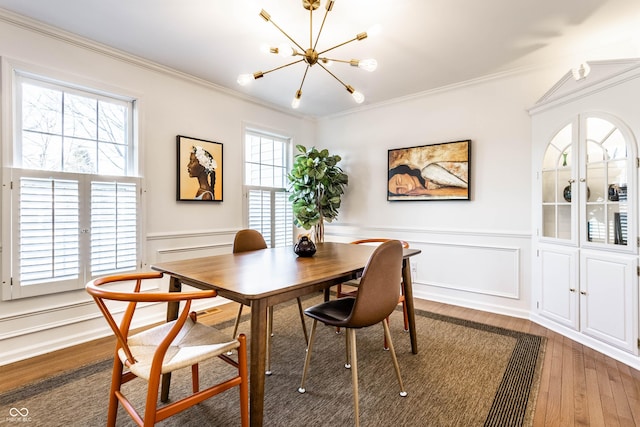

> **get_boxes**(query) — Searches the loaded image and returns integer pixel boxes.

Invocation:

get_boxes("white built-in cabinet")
[531,59,640,357]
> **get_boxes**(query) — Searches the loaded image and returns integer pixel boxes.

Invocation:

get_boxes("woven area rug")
[0,296,545,426]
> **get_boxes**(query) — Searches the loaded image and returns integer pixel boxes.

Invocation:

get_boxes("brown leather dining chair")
[231,229,309,375]
[336,238,410,349]
[298,240,407,427]
[86,271,249,427]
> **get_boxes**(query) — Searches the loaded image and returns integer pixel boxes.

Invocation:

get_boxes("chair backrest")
[233,229,267,253]
[346,240,403,328]
[351,238,409,249]
[86,272,217,365]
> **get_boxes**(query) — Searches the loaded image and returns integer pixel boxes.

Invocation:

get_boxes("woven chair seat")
[119,319,240,380]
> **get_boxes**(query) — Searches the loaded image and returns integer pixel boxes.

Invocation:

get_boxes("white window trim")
[242,124,294,247]
[1,57,146,300]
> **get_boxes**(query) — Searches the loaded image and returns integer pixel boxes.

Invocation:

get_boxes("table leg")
[250,298,268,426]
[161,277,182,402]
[402,258,418,354]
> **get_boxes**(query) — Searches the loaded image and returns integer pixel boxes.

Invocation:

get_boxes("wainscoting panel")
[155,242,232,263]
[419,242,521,299]
[324,223,530,318]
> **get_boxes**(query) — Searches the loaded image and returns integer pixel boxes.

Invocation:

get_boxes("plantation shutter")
[90,180,138,275]
[17,176,80,288]
[6,169,140,300]
[247,188,293,248]
[274,190,293,247]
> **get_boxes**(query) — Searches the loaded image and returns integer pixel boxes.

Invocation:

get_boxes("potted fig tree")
[287,145,348,243]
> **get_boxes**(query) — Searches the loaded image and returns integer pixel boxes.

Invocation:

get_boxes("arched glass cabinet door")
[541,123,575,240]
[583,116,630,247]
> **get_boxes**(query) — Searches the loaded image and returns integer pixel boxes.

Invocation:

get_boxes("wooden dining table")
[151,241,421,426]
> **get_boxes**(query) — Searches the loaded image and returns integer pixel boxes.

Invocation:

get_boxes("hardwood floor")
[2,298,640,426]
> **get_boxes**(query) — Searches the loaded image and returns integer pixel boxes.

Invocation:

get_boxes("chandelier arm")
[317,36,360,56]
[319,58,353,65]
[312,2,332,52]
[261,58,306,76]
[298,65,311,92]
[267,16,306,52]
[309,5,313,48]
[317,62,350,90]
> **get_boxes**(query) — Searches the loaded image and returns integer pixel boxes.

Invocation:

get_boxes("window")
[244,129,293,247]
[2,68,140,300]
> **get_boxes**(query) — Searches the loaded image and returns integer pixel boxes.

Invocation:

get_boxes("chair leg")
[347,328,360,427]
[382,319,407,397]
[231,304,243,340]
[191,364,199,393]
[335,285,344,334]
[107,357,124,427]
[237,334,250,427]
[298,319,318,393]
[383,317,390,350]
[402,300,409,331]
[228,304,244,356]
[345,329,351,368]
[296,297,309,344]
[266,306,273,375]
[144,369,162,426]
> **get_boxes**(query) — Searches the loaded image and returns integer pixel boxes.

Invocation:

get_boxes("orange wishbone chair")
[86,271,248,427]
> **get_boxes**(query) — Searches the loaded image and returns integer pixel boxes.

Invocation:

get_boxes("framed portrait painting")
[176,135,223,201]
[388,139,471,201]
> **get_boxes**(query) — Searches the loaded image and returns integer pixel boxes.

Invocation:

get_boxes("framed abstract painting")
[388,139,471,201]
[176,135,223,201]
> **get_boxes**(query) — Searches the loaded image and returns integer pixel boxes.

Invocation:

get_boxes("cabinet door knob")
[580,291,587,295]
[579,178,586,182]
[568,179,576,184]
[569,288,576,292]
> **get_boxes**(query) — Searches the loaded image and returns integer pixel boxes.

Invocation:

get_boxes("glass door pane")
[585,117,629,246]
[541,123,573,240]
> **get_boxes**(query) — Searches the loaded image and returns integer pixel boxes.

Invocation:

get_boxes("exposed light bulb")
[260,44,278,55]
[358,59,378,72]
[278,43,295,57]
[237,73,253,86]
[291,90,302,109]
[351,90,365,104]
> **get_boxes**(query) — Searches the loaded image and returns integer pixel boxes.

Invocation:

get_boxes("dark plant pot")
[294,235,316,257]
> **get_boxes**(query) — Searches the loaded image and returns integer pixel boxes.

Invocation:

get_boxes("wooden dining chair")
[298,240,407,427]
[336,238,410,349]
[231,229,308,375]
[86,271,249,427]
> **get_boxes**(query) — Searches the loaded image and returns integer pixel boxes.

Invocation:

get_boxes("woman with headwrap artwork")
[188,145,217,200]
[177,135,223,201]
[387,140,471,201]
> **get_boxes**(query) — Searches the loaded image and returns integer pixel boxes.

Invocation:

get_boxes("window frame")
[242,126,294,248]
[1,58,144,300]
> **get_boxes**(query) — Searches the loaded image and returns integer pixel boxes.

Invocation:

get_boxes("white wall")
[0,13,315,365]
[317,68,568,318]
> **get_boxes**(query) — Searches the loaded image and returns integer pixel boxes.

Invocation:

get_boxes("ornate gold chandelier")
[237,0,378,109]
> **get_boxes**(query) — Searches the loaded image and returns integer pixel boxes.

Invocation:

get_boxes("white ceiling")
[1,0,639,117]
